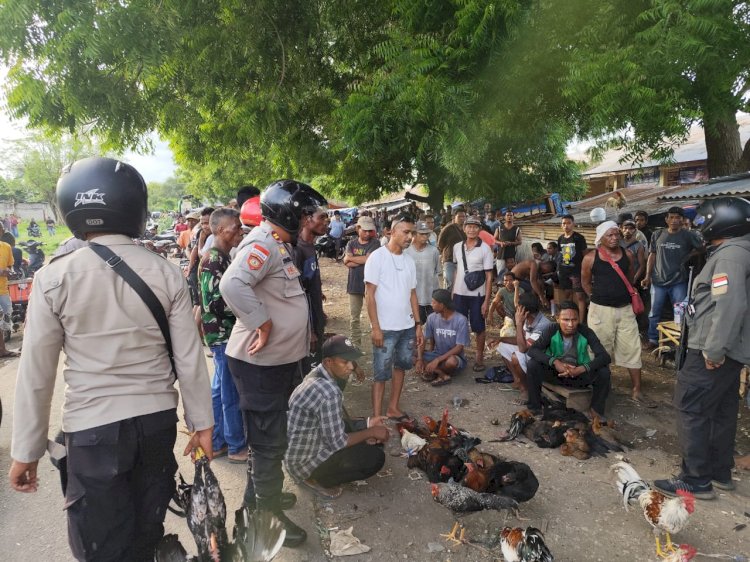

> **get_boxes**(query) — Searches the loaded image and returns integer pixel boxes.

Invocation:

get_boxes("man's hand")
[515,305,527,326]
[9,460,39,493]
[513,279,520,290]
[552,359,571,375]
[414,359,425,374]
[487,338,500,348]
[481,300,489,317]
[371,327,384,348]
[426,358,440,373]
[248,319,273,355]
[368,416,388,427]
[183,427,215,460]
[705,357,724,370]
[567,365,586,378]
[640,277,651,289]
[368,426,390,443]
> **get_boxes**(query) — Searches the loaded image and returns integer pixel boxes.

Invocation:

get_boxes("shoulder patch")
[247,243,270,270]
[711,273,728,295]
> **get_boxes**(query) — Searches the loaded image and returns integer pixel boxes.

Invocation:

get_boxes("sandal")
[472,363,486,373]
[511,397,529,406]
[0,350,20,358]
[301,479,343,499]
[431,376,452,387]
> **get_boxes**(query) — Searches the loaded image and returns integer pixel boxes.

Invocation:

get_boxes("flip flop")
[472,363,486,372]
[0,350,20,358]
[431,377,452,387]
[511,397,529,406]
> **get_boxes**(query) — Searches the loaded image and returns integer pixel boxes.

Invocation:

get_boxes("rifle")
[676,265,695,371]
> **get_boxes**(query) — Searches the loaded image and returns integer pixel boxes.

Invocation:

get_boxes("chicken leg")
[663,532,677,554]
[440,522,466,545]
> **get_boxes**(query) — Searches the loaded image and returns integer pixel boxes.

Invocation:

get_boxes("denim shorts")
[423,350,467,371]
[373,328,415,382]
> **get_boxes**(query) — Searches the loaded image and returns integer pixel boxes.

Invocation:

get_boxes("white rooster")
[611,462,695,558]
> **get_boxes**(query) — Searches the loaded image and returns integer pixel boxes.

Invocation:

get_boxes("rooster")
[499,527,554,562]
[431,482,518,543]
[501,409,537,441]
[559,428,590,460]
[591,415,626,452]
[489,461,539,503]
[611,462,695,558]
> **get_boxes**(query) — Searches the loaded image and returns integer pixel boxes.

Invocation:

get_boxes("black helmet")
[260,180,327,235]
[57,157,148,240]
[694,196,750,240]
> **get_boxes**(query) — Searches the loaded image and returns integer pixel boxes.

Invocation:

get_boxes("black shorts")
[558,269,583,292]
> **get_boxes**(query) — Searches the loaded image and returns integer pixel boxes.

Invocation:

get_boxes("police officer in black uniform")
[654,196,750,500]
[220,180,327,548]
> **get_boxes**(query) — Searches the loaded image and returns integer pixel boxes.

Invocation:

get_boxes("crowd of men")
[7,156,750,561]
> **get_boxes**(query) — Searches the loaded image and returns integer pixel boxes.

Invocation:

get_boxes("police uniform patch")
[248,256,263,270]
[711,273,728,295]
[247,243,270,270]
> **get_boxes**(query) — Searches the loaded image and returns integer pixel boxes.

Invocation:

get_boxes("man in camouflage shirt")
[199,207,247,462]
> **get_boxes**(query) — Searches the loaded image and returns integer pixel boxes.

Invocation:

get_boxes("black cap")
[431,288,454,309]
[322,335,363,361]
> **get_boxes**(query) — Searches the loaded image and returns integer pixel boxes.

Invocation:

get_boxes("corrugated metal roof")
[579,113,750,176]
[658,173,750,201]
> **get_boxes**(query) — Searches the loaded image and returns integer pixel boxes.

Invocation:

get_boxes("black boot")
[244,491,297,511]
[275,510,307,548]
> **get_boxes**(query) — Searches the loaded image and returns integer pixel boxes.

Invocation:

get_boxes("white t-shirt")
[364,246,417,331]
[452,239,494,297]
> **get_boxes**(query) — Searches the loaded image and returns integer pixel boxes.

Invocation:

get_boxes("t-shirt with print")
[424,311,470,358]
[523,313,553,347]
[404,244,440,306]
[557,232,588,273]
[363,246,417,331]
[452,239,494,297]
[199,247,236,346]
[345,238,381,295]
[295,237,325,337]
[649,228,703,286]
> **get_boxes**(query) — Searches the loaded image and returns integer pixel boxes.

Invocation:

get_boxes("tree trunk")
[738,137,750,174]
[422,161,448,212]
[696,67,743,178]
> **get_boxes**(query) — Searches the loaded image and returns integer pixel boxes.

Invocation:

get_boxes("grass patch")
[13,220,74,262]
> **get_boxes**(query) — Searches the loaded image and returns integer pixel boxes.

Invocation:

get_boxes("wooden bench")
[542,382,592,412]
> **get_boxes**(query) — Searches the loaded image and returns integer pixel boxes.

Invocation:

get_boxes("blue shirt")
[329,219,345,239]
[424,310,471,359]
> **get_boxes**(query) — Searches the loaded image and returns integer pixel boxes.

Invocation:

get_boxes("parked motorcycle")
[19,240,45,276]
[27,221,42,238]
[314,234,349,260]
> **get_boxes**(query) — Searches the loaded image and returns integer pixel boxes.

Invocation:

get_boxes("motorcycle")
[27,222,42,238]
[19,240,45,276]
[314,234,349,260]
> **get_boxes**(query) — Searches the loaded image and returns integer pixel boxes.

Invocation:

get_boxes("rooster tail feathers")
[519,528,554,562]
[611,461,650,509]
[232,506,286,562]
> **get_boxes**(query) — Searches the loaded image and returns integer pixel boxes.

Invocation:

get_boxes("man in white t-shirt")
[452,216,494,372]
[364,214,424,422]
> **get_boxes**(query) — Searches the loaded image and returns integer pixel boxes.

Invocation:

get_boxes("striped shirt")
[285,365,349,482]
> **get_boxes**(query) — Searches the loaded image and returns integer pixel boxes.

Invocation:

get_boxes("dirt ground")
[308,258,750,562]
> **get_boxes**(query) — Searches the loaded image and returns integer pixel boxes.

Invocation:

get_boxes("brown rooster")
[460,462,490,493]
[559,428,590,460]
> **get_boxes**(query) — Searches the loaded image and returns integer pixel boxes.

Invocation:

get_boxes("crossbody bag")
[461,243,486,291]
[597,247,645,315]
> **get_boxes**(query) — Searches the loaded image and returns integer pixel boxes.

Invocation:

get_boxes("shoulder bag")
[461,243,486,291]
[597,247,644,315]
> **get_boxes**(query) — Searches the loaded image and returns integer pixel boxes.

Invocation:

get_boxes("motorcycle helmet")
[694,196,750,240]
[57,157,148,240]
[260,180,327,235]
[240,195,262,227]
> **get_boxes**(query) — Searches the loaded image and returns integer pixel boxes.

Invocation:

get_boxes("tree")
[562,0,750,177]
[0,0,585,207]
[147,176,185,211]
[0,133,99,216]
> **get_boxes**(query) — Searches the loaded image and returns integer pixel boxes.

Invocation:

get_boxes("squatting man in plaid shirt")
[285,335,390,499]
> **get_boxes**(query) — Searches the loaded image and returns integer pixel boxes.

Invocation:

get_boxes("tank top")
[591,250,631,307]
[496,224,520,259]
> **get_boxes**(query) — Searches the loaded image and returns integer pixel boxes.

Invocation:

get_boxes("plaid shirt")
[285,365,349,482]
